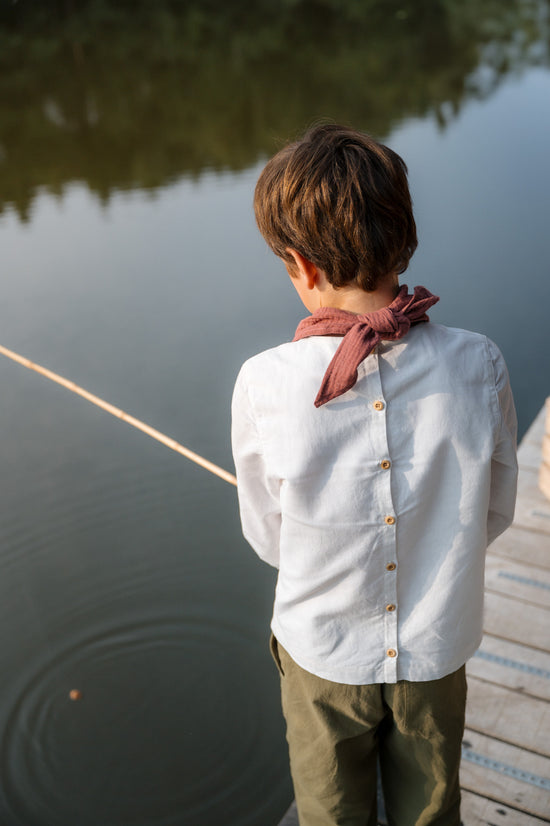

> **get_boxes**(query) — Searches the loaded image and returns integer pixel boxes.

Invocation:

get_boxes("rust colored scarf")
[293,285,439,407]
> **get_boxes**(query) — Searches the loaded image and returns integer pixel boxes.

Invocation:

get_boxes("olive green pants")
[271,637,466,826]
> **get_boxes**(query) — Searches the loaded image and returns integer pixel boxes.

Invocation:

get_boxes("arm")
[231,367,282,568]
[487,341,518,546]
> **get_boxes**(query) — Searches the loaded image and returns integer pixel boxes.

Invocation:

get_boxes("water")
[0,2,549,824]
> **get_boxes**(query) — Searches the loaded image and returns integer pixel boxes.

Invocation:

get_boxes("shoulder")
[411,326,512,429]
[234,341,292,393]
[413,323,504,366]
[235,337,337,385]
[232,341,296,409]
[385,324,509,409]
[437,323,506,363]
[420,322,489,346]
[237,340,298,373]
[233,337,339,421]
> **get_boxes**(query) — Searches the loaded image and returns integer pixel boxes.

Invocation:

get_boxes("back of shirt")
[231,323,518,684]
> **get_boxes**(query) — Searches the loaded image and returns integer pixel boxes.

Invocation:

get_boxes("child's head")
[254,124,417,292]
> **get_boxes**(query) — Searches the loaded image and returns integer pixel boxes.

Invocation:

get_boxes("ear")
[285,249,319,290]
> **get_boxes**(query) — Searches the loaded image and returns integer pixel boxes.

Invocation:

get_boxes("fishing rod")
[0,344,237,487]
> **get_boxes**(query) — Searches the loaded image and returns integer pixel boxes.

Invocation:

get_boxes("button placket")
[384,570,399,677]
[368,372,398,680]
[384,596,399,680]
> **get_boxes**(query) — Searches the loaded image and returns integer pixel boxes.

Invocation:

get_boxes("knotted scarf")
[293,284,439,407]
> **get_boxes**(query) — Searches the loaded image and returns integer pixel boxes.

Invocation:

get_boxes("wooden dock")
[461,402,550,825]
[279,403,550,826]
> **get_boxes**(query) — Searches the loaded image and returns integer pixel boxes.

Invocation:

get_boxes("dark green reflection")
[1,0,548,219]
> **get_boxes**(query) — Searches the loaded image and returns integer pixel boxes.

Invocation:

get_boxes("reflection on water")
[0,2,549,825]
[0,0,548,219]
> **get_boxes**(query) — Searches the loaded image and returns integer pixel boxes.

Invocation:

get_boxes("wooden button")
[386,604,396,612]
[384,515,396,525]
[373,400,385,411]
[386,562,396,571]
[387,648,397,658]
[380,460,391,470]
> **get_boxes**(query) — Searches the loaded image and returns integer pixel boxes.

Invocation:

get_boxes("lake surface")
[0,2,549,824]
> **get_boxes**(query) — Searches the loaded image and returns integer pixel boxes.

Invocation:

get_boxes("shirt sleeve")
[231,365,282,568]
[487,340,518,546]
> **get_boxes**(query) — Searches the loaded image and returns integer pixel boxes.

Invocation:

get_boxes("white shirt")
[231,322,518,684]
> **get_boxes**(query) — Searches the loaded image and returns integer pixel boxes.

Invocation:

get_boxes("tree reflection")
[0,0,548,219]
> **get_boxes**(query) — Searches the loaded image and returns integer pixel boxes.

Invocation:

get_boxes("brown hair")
[254,124,417,291]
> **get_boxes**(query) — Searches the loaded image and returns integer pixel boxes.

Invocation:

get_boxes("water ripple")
[1,616,279,826]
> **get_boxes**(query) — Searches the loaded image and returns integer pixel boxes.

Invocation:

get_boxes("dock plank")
[460,730,550,820]
[519,439,545,472]
[484,555,550,608]
[522,405,547,446]
[460,790,550,825]
[489,524,550,570]
[483,591,550,650]
[468,635,550,701]
[515,468,550,535]
[466,677,550,756]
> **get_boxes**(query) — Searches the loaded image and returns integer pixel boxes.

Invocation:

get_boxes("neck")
[317,274,399,315]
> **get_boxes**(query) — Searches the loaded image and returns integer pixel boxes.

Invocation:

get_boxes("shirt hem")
[271,621,482,685]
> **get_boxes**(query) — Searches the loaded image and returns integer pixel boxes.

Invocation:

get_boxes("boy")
[231,124,517,826]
